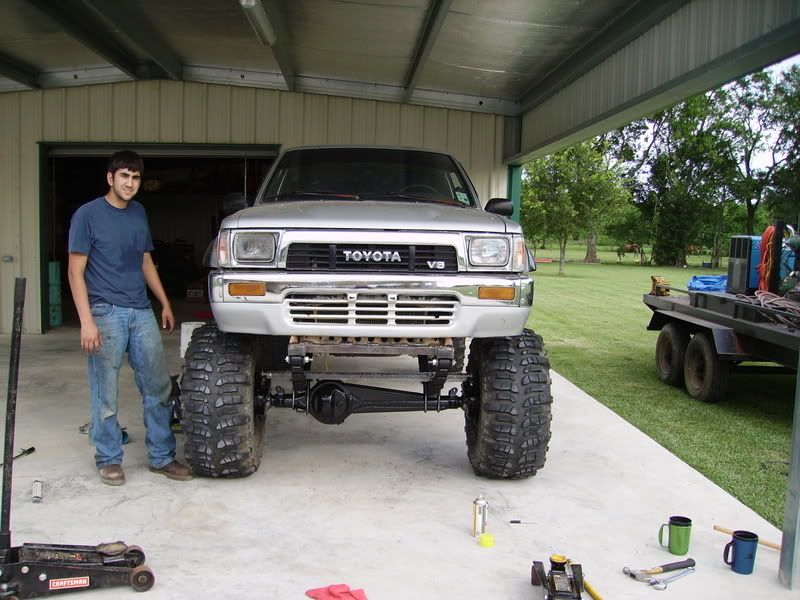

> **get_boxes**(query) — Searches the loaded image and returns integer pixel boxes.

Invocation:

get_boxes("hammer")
[623,558,696,582]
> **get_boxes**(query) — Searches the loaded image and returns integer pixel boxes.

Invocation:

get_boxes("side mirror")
[485,197,513,217]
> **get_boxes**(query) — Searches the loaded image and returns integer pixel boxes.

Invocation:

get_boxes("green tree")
[714,71,788,234]
[522,142,629,274]
[765,66,800,225]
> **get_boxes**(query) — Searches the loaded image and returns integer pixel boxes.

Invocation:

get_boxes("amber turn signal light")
[228,282,267,296]
[478,286,515,300]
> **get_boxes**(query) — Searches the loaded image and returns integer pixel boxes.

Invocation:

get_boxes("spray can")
[472,495,488,537]
[31,480,43,503]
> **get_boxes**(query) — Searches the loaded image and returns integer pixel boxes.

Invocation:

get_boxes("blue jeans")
[87,303,176,469]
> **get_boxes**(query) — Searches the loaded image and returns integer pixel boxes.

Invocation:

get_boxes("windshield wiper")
[262,191,361,201]
[360,192,466,206]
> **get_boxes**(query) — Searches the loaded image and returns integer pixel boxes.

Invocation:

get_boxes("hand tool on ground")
[510,519,537,524]
[622,558,695,582]
[713,524,781,550]
[0,447,34,466]
[649,566,695,590]
[0,277,154,598]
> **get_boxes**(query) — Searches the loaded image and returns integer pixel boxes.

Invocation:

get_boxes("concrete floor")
[0,326,794,599]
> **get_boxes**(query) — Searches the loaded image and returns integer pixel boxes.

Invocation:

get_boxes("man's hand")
[80,321,102,353]
[162,304,175,334]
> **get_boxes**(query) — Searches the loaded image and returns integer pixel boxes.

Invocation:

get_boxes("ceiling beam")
[403,0,453,103]
[27,0,140,79]
[518,0,691,112]
[239,0,296,91]
[0,53,39,89]
[79,0,183,80]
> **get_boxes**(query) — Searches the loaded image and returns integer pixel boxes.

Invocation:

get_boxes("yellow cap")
[478,533,495,548]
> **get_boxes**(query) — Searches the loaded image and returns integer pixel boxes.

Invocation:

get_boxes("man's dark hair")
[107,150,144,176]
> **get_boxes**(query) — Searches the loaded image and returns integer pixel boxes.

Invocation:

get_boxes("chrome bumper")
[209,271,533,338]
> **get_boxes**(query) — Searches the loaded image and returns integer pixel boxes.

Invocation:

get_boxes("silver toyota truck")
[180,146,552,479]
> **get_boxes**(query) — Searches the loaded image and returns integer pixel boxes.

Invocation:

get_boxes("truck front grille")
[286,243,458,273]
[286,292,459,326]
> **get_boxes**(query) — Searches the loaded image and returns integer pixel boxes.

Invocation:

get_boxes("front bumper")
[209,271,533,338]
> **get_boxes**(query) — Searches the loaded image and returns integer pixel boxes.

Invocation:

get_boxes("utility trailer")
[643,284,800,402]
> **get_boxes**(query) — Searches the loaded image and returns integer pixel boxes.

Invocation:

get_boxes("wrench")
[649,566,695,590]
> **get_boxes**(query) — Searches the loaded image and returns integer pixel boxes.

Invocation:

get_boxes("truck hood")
[226,200,518,234]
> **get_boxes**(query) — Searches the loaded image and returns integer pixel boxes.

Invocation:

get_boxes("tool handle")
[648,558,696,574]
[713,525,781,551]
[583,578,603,600]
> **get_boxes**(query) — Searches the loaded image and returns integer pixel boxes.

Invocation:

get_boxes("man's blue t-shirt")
[68,197,154,309]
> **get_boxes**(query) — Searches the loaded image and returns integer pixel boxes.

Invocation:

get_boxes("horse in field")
[616,242,640,262]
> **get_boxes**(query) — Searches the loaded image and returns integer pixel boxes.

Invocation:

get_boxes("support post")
[507,164,522,224]
[779,348,800,588]
[1,278,25,559]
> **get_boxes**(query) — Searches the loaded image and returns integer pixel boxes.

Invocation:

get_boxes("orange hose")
[757,226,775,292]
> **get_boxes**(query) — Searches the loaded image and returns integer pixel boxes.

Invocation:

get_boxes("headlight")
[469,237,510,266]
[233,232,276,262]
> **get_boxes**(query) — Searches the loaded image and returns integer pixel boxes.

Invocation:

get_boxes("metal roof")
[0,0,687,116]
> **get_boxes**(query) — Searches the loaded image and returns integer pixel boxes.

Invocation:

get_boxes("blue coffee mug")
[723,530,758,574]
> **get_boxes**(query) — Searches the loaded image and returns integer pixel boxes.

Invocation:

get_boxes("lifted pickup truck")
[180,146,552,479]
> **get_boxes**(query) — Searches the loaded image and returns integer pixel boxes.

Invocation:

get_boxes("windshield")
[256,148,478,207]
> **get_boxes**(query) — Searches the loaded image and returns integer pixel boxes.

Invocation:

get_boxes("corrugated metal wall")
[0,80,507,333]
[520,0,800,158]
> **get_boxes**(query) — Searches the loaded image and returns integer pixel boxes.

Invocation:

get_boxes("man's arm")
[142,252,175,333]
[67,252,102,353]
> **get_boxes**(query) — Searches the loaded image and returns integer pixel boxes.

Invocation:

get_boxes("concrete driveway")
[0,328,792,599]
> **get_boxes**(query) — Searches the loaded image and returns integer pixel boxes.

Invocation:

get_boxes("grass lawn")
[525,243,795,527]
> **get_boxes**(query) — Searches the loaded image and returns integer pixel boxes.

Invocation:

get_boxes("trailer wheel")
[464,329,552,479]
[180,324,262,477]
[655,323,688,386]
[683,332,729,402]
[129,565,155,592]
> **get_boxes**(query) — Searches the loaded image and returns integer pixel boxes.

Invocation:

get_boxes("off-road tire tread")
[180,324,261,477]
[452,337,466,373]
[464,329,552,479]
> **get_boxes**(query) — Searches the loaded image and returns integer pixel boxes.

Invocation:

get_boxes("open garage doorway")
[40,144,279,331]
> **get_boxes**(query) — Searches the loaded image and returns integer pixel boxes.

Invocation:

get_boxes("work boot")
[99,464,125,486]
[149,460,193,481]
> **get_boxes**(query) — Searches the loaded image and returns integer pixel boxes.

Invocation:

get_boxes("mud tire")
[180,324,262,477]
[452,337,466,373]
[464,329,552,479]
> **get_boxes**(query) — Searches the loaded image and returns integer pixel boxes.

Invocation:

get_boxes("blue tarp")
[687,275,727,292]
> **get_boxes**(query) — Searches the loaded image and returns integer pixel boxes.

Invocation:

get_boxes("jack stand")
[0,278,154,598]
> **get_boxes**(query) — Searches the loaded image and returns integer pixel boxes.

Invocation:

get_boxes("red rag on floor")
[305,583,368,600]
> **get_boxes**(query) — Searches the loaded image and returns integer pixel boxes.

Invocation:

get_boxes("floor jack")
[531,555,583,599]
[0,278,154,598]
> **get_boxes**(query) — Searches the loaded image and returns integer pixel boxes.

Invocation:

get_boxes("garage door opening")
[41,145,278,330]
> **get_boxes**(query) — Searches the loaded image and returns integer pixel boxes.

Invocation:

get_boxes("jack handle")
[713,525,781,551]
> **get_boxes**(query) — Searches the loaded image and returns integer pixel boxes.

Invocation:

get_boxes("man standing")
[68,150,192,486]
